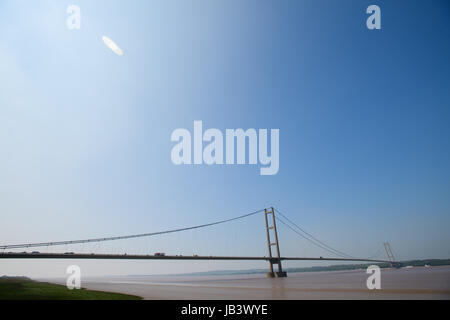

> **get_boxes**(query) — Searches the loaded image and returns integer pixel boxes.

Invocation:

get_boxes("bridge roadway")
[0,252,391,264]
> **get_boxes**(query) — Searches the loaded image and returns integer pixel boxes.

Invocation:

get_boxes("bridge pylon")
[264,207,287,278]
[383,242,399,268]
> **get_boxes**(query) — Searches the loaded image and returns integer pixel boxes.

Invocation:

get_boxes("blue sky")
[1,0,449,277]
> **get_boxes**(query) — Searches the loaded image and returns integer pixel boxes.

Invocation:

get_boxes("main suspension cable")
[274,208,355,259]
[0,209,265,250]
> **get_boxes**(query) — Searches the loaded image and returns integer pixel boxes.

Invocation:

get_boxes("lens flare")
[102,36,123,56]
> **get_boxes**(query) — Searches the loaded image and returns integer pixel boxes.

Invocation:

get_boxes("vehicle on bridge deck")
[154,253,166,257]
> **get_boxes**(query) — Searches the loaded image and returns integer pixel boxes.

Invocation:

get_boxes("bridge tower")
[383,242,397,267]
[383,242,395,262]
[264,207,287,278]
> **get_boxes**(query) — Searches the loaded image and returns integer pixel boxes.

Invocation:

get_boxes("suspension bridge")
[0,207,397,277]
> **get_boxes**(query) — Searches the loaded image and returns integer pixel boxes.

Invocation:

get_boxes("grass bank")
[0,277,142,300]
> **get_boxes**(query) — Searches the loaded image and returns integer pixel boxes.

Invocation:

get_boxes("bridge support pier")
[264,208,287,278]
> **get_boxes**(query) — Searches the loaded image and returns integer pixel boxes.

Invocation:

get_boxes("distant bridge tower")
[383,242,396,264]
[264,207,287,278]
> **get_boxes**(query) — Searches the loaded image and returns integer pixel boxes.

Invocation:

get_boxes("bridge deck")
[0,252,391,264]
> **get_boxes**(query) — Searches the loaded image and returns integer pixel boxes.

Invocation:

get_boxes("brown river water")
[41,266,450,300]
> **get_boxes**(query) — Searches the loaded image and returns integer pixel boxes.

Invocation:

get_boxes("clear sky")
[1,0,449,278]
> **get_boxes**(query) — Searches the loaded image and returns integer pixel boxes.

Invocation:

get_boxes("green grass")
[0,277,142,300]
